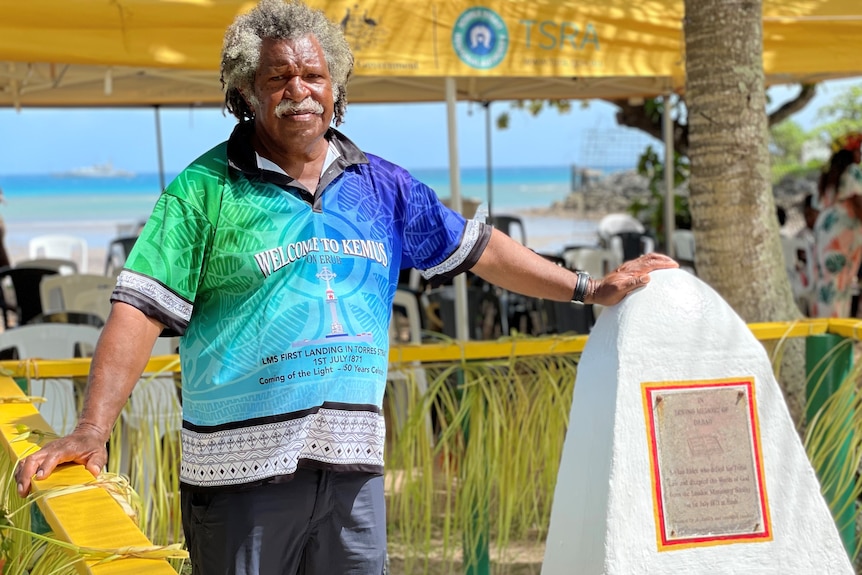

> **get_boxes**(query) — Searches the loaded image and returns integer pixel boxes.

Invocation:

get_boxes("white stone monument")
[542,268,853,574]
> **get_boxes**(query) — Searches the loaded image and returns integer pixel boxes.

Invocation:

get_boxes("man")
[15,1,678,573]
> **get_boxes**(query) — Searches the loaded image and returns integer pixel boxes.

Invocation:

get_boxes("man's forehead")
[261,35,320,53]
[259,36,325,67]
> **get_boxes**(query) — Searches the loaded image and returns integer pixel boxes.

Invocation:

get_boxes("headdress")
[832,132,862,153]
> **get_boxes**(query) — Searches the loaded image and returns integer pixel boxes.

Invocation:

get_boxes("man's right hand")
[15,423,108,497]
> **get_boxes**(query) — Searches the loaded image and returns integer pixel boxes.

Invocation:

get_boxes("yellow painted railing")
[0,376,176,574]
[0,318,839,380]
[0,316,851,574]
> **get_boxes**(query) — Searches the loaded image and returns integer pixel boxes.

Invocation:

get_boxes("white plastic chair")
[15,258,78,275]
[125,336,181,434]
[489,215,527,245]
[562,247,621,278]
[671,229,697,274]
[28,235,89,274]
[597,213,645,245]
[561,247,621,319]
[0,324,101,435]
[387,289,432,443]
[609,233,655,263]
[40,273,116,322]
[104,235,138,277]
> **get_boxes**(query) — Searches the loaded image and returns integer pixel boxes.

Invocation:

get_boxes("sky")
[1,78,860,176]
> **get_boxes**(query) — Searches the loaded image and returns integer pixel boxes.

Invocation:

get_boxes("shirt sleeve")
[110,191,213,336]
[398,176,491,286]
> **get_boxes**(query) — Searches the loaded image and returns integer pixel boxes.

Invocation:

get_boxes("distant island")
[52,162,135,179]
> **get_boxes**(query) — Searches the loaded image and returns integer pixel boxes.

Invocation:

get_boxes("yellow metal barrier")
[0,356,180,380]
[0,376,176,574]
[0,316,851,574]
[0,319,840,379]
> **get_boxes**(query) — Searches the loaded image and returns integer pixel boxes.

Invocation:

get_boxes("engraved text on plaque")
[642,378,771,549]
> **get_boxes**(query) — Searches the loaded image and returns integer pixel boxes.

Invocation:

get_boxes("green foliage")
[814,85,862,145]
[628,145,691,245]
[770,83,862,183]
[769,119,823,182]
[496,99,573,130]
[762,83,862,195]
[771,119,808,160]
[106,367,186,572]
[6,325,862,573]
[803,340,862,562]
[386,352,577,572]
[639,97,665,124]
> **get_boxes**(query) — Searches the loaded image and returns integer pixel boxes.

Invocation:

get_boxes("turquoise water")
[0,164,630,222]
[0,164,631,259]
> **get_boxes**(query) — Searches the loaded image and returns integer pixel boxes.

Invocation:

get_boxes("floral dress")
[811,164,862,318]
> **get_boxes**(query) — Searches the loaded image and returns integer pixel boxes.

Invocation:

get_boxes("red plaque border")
[641,377,772,551]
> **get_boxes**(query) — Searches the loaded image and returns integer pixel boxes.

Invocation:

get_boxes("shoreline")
[5,219,130,274]
[1,207,607,275]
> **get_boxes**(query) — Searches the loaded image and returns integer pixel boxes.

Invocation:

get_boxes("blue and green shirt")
[112,122,491,489]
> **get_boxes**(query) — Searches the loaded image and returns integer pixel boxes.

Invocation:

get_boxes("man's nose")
[284,76,310,100]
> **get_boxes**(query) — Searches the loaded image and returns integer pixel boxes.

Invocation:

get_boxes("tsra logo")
[452,7,508,70]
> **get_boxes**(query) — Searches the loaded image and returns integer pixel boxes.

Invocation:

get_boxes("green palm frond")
[386,353,577,572]
[4,332,862,574]
[804,349,862,562]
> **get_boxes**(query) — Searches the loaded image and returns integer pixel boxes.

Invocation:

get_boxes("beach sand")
[5,219,124,275]
[517,209,602,252]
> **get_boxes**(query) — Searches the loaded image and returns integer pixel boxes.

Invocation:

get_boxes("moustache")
[275,98,324,117]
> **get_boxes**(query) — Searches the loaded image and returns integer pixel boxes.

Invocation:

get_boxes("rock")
[553,170,653,217]
[549,168,819,233]
[773,171,818,206]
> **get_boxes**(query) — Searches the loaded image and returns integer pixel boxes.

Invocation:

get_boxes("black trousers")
[181,468,387,575]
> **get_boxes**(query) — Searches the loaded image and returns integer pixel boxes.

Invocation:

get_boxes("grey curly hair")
[220,0,354,126]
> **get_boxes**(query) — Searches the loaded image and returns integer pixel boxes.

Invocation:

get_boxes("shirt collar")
[226,120,368,183]
[254,140,340,178]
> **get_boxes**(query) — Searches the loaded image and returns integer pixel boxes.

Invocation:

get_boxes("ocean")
[0,164,632,265]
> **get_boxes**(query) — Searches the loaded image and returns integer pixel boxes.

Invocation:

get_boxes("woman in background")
[811,134,862,318]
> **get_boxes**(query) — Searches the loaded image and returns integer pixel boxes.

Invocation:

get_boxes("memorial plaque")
[642,378,771,550]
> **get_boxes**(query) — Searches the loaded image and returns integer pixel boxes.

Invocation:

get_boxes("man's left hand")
[586,253,679,306]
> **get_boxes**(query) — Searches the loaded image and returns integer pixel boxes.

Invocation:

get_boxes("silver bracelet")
[571,271,590,303]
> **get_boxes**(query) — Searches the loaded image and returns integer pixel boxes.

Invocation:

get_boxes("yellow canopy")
[0,0,859,107]
[2,0,858,339]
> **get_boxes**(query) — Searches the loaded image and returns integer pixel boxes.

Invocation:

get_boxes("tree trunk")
[683,0,806,425]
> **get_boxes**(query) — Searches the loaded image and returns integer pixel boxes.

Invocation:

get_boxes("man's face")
[246,35,335,149]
